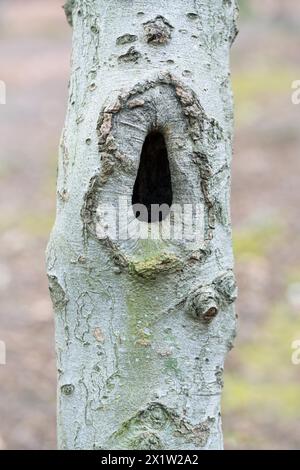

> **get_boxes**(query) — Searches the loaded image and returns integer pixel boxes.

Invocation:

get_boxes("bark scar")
[143,16,174,45]
[80,73,225,274]
[105,402,214,449]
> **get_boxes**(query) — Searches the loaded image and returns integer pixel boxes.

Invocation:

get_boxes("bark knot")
[186,271,237,322]
[186,286,219,323]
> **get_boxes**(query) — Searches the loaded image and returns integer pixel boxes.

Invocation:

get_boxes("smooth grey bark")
[47,0,238,450]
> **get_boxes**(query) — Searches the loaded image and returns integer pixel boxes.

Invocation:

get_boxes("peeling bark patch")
[143,16,173,45]
[105,99,122,114]
[116,34,138,46]
[175,86,194,106]
[118,47,141,63]
[186,271,237,322]
[99,113,112,142]
[127,98,145,109]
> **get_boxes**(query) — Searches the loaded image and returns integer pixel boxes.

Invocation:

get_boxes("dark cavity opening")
[132,131,173,223]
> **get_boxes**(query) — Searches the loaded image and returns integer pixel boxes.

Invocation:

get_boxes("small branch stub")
[186,286,219,322]
[186,272,237,322]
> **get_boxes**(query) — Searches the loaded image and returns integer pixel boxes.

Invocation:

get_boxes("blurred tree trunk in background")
[47,0,238,450]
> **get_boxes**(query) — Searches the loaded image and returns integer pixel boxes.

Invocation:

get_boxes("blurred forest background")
[0,0,300,449]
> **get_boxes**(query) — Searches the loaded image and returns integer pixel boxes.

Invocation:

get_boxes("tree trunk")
[47,0,238,450]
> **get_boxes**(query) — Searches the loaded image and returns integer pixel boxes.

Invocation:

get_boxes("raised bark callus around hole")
[49,0,239,451]
[132,131,173,223]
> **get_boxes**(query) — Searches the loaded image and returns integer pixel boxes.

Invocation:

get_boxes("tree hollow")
[132,131,173,223]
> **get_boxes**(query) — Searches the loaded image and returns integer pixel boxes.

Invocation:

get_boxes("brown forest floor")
[0,0,300,450]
